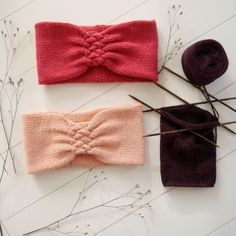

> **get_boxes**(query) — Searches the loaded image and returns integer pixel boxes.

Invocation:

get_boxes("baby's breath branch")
[46,223,91,236]
[0,20,29,182]
[0,82,23,181]
[93,201,151,236]
[159,4,183,74]
[0,153,8,174]
[0,27,30,96]
[69,168,92,214]
[103,189,151,218]
[23,178,150,236]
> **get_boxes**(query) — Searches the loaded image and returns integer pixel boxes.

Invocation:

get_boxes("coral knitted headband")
[23,104,145,174]
[35,20,158,84]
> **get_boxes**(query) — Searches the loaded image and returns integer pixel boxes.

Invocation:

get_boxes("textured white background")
[0,0,236,235]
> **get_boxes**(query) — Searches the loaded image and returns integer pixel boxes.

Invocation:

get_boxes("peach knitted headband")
[23,104,145,174]
[35,20,158,84]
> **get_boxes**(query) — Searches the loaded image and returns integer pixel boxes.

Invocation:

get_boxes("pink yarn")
[22,104,145,174]
[35,20,158,84]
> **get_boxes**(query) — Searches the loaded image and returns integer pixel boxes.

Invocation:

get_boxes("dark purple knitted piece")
[182,39,229,86]
[160,104,219,187]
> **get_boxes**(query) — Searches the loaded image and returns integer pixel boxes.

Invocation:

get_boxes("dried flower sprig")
[159,4,183,73]
[23,169,151,235]
[45,223,91,235]
[0,20,30,183]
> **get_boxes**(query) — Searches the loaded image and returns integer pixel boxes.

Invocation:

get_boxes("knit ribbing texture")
[22,104,145,174]
[35,20,158,84]
[160,104,219,187]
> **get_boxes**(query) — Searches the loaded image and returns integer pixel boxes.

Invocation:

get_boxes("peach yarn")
[22,104,145,174]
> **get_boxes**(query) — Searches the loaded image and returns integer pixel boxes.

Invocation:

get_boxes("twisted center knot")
[83,31,106,66]
[70,123,93,153]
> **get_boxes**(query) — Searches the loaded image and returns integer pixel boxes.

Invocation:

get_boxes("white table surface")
[0,0,236,235]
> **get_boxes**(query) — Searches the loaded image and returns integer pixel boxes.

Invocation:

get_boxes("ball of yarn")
[181,39,229,86]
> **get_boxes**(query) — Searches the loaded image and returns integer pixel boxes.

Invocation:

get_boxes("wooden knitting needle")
[153,82,236,135]
[129,94,219,147]
[145,120,236,137]
[143,96,236,112]
[163,66,236,112]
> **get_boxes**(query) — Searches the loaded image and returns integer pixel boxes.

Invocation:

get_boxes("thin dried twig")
[0,20,30,183]
[159,4,183,73]
[23,171,151,236]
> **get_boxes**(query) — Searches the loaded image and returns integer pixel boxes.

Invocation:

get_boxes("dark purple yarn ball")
[181,39,229,86]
